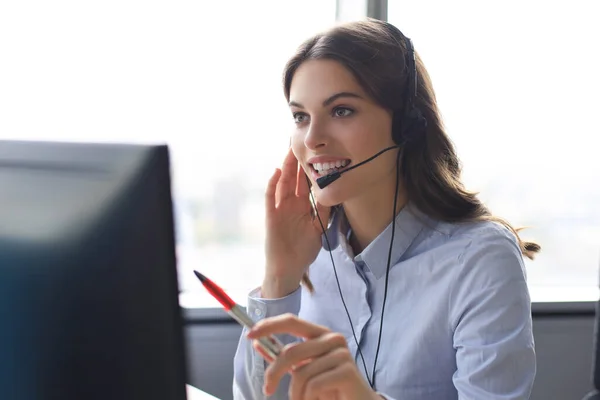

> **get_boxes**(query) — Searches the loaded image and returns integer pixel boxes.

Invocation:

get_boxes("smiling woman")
[233,18,539,400]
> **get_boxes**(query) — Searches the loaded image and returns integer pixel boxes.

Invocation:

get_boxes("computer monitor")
[0,140,188,400]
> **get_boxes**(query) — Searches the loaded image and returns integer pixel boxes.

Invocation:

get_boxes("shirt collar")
[352,203,429,279]
[320,203,430,279]
[320,206,345,252]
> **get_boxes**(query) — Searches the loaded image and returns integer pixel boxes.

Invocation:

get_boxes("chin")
[313,188,347,208]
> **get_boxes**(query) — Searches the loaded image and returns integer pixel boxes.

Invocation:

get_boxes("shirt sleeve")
[449,226,536,400]
[232,286,303,400]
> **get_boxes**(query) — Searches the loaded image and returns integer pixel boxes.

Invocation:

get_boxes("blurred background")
[1,0,598,309]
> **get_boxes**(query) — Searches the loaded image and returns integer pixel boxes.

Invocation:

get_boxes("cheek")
[349,119,393,150]
[290,128,306,148]
[336,122,381,153]
[290,138,306,165]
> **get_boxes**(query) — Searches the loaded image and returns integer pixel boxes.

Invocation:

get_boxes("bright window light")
[0,1,337,308]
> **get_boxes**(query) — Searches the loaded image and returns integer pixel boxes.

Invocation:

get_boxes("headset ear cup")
[412,107,427,133]
[392,107,426,144]
[407,108,427,136]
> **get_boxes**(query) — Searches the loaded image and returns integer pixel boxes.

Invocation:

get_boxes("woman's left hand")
[247,313,382,400]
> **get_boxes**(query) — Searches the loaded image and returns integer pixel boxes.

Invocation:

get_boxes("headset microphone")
[315,145,400,189]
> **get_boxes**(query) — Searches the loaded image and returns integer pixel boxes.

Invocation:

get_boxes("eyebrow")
[288,91,364,109]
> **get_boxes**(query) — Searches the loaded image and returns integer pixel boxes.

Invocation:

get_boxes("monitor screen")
[0,140,188,400]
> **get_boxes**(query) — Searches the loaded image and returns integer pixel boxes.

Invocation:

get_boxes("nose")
[303,119,328,150]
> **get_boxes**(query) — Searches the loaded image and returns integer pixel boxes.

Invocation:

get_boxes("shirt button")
[254,308,263,318]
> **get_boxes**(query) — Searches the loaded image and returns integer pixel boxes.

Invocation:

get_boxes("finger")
[303,363,357,400]
[296,165,311,197]
[289,347,352,400]
[247,313,330,340]
[263,333,347,396]
[276,148,299,203]
[265,168,282,214]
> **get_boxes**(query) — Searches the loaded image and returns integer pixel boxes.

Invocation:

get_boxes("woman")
[233,18,539,400]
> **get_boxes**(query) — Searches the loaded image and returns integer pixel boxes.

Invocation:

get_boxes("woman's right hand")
[262,148,331,299]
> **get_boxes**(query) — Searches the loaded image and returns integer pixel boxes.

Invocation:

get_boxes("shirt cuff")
[246,285,302,323]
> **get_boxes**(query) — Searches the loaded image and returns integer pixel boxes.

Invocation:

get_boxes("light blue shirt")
[233,203,536,399]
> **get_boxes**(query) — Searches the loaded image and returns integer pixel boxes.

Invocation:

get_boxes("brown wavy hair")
[282,19,540,291]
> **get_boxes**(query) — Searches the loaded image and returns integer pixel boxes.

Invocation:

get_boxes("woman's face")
[289,59,398,207]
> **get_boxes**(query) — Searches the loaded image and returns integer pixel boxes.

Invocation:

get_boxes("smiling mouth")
[310,160,351,177]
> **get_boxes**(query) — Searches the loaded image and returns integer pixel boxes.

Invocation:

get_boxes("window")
[0,1,337,307]
[4,1,597,309]
[388,1,600,301]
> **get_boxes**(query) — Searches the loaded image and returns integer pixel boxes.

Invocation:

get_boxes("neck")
[343,178,407,255]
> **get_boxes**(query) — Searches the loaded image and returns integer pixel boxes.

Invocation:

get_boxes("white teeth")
[311,160,349,175]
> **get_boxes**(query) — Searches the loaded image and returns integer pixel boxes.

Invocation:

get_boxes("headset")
[304,24,426,390]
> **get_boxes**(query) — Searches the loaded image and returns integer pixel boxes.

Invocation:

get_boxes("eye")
[332,107,354,118]
[293,112,309,124]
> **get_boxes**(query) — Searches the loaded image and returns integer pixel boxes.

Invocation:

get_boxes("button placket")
[351,260,372,359]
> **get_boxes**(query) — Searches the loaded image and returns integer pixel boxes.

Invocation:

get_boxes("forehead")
[289,59,367,104]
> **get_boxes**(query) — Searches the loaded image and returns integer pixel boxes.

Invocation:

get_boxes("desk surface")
[187,384,220,400]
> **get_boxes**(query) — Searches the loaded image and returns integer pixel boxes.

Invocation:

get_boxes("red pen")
[193,270,283,360]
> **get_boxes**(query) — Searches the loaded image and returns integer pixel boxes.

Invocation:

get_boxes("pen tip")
[193,270,207,282]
